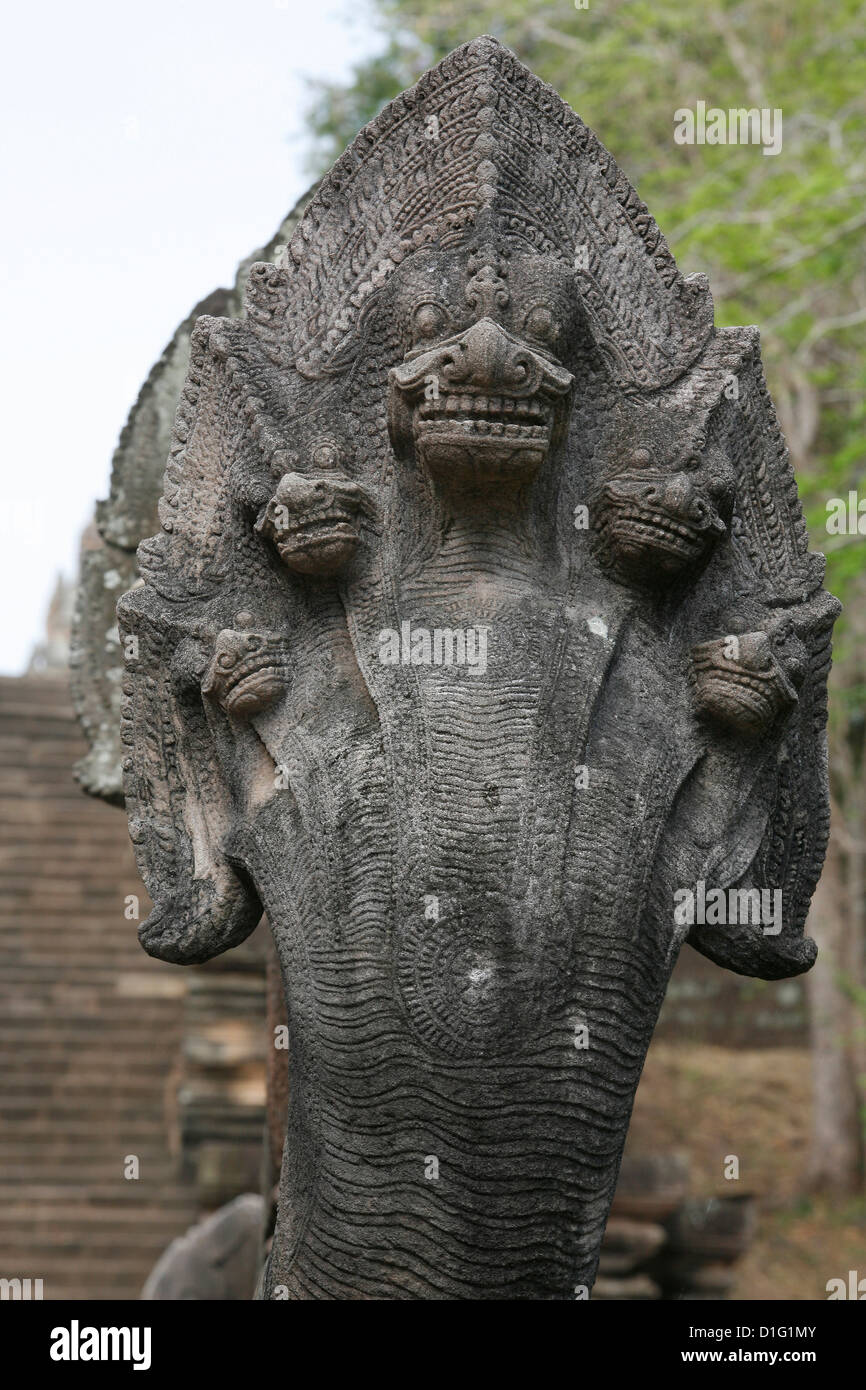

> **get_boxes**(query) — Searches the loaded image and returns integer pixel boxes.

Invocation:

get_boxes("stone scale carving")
[117,37,839,1298]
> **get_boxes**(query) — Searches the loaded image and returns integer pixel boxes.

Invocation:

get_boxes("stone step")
[0,1166,183,1183]
[0,1200,196,1222]
[39,1287,149,1301]
[0,1172,175,1185]
[0,675,257,1298]
[0,1230,193,1255]
[0,1185,197,1206]
[1,1074,177,1094]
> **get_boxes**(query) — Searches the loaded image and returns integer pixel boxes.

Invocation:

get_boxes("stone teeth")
[414,393,551,440]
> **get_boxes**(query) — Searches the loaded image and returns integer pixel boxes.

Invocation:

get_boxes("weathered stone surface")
[71,195,314,803]
[71,531,141,803]
[140,1193,264,1300]
[69,204,309,1210]
[117,37,839,1299]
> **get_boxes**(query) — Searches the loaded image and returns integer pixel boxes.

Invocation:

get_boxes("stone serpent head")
[387,243,575,497]
[255,436,369,576]
[593,420,736,588]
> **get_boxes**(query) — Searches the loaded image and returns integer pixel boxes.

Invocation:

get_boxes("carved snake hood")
[117,37,838,1299]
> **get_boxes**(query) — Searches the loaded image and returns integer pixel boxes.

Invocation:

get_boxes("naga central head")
[387,243,575,493]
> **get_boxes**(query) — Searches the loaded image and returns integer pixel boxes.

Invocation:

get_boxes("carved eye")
[682,453,702,472]
[710,471,735,502]
[524,304,558,344]
[413,302,447,342]
[312,441,339,470]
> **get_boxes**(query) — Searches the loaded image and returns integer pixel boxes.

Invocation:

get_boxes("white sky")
[0,0,381,673]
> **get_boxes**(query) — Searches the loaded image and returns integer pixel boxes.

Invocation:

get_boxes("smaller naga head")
[690,630,802,739]
[387,242,575,494]
[256,436,368,577]
[201,612,291,717]
[592,414,736,588]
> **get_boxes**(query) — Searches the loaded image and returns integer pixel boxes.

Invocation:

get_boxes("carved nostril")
[640,485,660,504]
[751,635,773,667]
[273,472,317,507]
[663,475,692,513]
[462,317,508,383]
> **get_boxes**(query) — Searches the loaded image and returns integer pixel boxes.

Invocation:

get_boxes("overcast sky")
[0,0,380,673]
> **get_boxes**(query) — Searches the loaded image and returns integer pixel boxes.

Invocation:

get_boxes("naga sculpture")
[70,191,313,803]
[117,37,839,1299]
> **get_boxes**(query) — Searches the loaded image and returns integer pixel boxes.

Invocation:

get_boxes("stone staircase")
[0,674,199,1299]
[0,673,755,1301]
